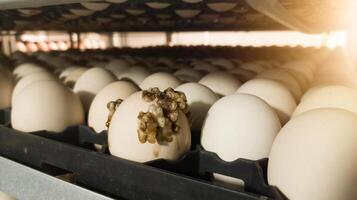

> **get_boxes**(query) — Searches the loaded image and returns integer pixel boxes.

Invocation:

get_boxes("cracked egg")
[108,88,191,162]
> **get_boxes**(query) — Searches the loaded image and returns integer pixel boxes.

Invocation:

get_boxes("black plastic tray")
[0,109,286,200]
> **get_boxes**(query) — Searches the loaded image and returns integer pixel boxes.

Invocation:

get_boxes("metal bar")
[0,156,114,200]
[0,0,97,10]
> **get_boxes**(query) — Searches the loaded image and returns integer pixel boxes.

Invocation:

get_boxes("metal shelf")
[0,156,114,200]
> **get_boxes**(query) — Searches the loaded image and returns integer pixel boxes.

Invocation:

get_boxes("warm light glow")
[324,32,347,49]
[16,42,27,52]
[17,30,347,52]
[170,31,346,49]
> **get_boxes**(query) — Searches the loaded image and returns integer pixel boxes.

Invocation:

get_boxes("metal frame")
[0,156,113,200]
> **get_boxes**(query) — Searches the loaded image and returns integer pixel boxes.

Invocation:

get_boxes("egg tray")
[0,112,286,200]
[0,108,10,126]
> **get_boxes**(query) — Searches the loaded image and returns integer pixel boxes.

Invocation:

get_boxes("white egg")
[256,69,302,101]
[69,9,95,16]
[199,72,241,96]
[175,83,219,131]
[59,66,82,80]
[201,93,281,161]
[192,61,220,74]
[207,3,237,12]
[12,81,84,133]
[228,68,255,82]
[312,65,356,88]
[174,68,202,82]
[63,67,87,87]
[146,2,171,9]
[283,68,309,91]
[293,85,357,117]
[125,9,146,15]
[81,2,110,11]
[73,68,117,111]
[210,59,235,70]
[240,62,266,74]
[140,72,181,90]
[88,81,139,133]
[118,66,150,86]
[281,61,314,83]
[0,72,13,109]
[12,72,55,105]
[175,10,201,18]
[13,63,45,80]
[237,78,296,124]
[268,108,357,200]
[105,59,130,78]
[108,91,191,162]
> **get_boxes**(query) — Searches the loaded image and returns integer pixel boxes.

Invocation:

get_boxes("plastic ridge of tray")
[0,125,276,200]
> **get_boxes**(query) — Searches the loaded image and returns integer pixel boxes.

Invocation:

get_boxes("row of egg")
[3,48,357,199]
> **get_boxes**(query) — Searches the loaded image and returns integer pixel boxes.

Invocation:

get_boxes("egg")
[192,61,220,74]
[237,78,296,124]
[108,89,191,162]
[0,72,13,109]
[174,68,202,82]
[228,68,255,82]
[105,59,130,78]
[207,2,237,12]
[12,81,84,133]
[209,59,235,70]
[58,66,82,81]
[312,65,357,87]
[293,85,357,117]
[256,69,302,101]
[146,2,171,9]
[63,67,87,88]
[88,81,139,133]
[268,108,357,200]
[281,61,314,83]
[139,72,181,90]
[81,2,110,11]
[240,62,266,74]
[118,66,150,86]
[199,72,241,96]
[73,68,117,112]
[201,93,281,161]
[175,83,219,131]
[283,68,309,91]
[125,9,145,15]
[175,10,201,18]
[69,9,95,16]
[13,63,46,80]
[12,71,55,105]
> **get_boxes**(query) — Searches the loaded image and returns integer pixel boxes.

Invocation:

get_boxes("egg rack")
[0,109,286,200]
[0,0,348,32]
